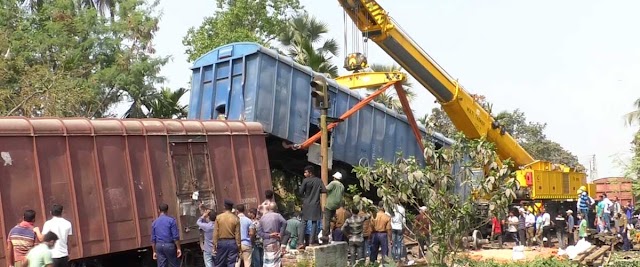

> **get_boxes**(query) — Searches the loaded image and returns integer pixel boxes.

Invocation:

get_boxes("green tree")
[183,0,303,62]
[278,12,339,77]
[419,95,581,168]
[494,109,582,168]
[0,0,167,118]
[353,133,516,265]
[146,87,189,119]
[365,64,416,113]
[420,108,456,137]
[625,98,640,125]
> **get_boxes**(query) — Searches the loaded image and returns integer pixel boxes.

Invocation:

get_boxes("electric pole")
[310,74,329,208]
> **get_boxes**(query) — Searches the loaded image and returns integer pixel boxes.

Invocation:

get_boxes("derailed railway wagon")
[0,118,272,266]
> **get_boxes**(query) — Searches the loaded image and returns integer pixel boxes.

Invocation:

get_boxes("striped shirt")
[579,193,590,210]
[8,222,37,262]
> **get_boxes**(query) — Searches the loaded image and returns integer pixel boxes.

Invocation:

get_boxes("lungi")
[263,242,282,267]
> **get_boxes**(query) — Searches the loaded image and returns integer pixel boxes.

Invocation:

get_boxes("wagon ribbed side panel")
[0,118,271,265]
[188,42,454,170]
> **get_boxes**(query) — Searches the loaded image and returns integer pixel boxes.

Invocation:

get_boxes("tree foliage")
[494,109,582,168]
[420,95,582,168]
[0,0,167,118]
[278,12,339,77]
[352,133,516,265]
[625,98,640,126]
[182,0,302,62]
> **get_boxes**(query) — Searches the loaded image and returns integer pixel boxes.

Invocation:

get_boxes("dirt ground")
[462,247,560,263]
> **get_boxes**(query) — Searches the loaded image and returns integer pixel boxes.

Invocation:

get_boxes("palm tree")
[122,86,158,118]
[279,12,339,77]
[147,87,189,119]
[366,63,416,114]
[625,98,640,126]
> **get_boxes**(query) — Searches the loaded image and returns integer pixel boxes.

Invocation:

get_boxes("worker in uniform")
[577,186,593,227]
[213,200,241,267]
[369,201,391,263]
[151,204,181,267]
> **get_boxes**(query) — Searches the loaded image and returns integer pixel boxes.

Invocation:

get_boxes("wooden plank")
[572,245,597,263]
[584,245,610,263]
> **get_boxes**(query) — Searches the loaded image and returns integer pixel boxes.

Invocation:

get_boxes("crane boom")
[338,0,593,201]
[338,0,534,166]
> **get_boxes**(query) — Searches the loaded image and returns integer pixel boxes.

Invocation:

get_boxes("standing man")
[258,203,287,267]
[213,200,241,267]
[369,201,391,264]
[24,232,59,267]
[359,209,372,258]
[321,172,345,243]
[389,202,406,263]
[197,206,216,267]
[341,206,371,266]
[577,187,593,227]
[151,203,181,267]
[331,203,350,242]
[249,208,264,267]
[555,212,566,250]
[235,204,255,267]
[600,194,613,232]
[6,209,42,267]
[566,210,575,246]
[42,204,73,267]
[517,208,526,246]
[540,207,552,247]
[490,212,503,249]
[297,165,326,249]
[626,201,635,220]
[524,209,536,246]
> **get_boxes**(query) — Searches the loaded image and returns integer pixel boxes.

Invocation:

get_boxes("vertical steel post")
[320,101,329,209]
[311,74,330,209]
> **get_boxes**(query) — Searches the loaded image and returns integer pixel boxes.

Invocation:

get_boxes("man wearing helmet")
[577,186,594,227]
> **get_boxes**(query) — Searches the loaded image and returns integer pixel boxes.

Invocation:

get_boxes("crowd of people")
[490,187,636,252]
[150,165,430,267]
[5,204,73,267]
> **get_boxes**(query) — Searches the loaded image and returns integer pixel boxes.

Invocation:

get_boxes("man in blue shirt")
[151,203,181,267]
[235,204,255,267]
[197,205,216,267]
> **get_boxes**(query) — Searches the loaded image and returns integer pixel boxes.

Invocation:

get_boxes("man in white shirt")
[524,210,536,246]
[42,204,73,267]
[541,207,552,248]
[386,203,406,263]
[601,194,614,232]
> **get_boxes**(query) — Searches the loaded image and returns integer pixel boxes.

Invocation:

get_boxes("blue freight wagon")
[188,42,453,176]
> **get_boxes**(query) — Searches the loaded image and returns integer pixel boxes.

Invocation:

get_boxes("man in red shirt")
[491,213,503,249]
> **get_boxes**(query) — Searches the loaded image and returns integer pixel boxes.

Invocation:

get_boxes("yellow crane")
[335,0,595,209]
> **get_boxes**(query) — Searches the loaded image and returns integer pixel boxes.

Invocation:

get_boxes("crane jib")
[381,37,454,103]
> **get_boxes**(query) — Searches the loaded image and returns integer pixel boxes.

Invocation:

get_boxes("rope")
[294,81,396,150]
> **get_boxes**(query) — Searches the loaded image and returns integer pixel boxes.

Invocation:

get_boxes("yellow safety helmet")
[579,186,587,192]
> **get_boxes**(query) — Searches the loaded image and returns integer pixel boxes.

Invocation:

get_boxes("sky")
[141,0,640,179]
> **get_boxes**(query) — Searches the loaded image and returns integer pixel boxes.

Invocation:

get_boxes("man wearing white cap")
[321,172,345,242]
